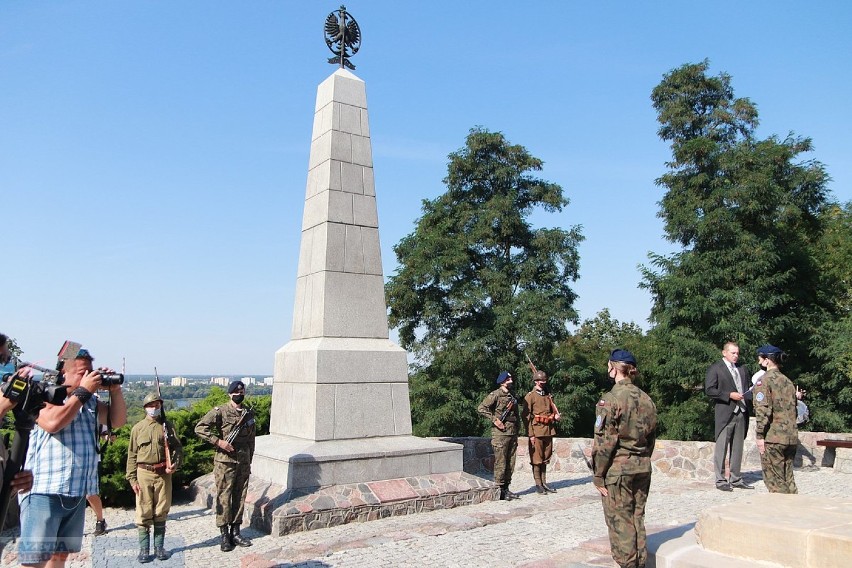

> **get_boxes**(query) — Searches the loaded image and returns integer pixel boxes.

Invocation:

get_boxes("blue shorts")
[18,493,86,565]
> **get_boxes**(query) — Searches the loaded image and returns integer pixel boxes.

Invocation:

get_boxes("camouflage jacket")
[195,403,256,464]
[592,379,657,487]
[478,388,521,437]
[754,368,798,445]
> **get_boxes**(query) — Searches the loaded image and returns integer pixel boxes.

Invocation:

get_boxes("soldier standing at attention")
[523,369,560,494]
[126,393,183,563]
[593,350,657,568]
[195,380,256,552]
[753,345,798,494]
[478,371,521,501]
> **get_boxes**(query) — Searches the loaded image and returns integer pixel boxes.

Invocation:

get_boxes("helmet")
[143,392,163,406]
[533,370,548,382]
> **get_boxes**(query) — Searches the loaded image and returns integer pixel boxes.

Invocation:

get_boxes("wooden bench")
[816,439,852,449]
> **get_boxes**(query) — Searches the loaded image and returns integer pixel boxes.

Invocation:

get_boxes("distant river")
[172,398,201,409]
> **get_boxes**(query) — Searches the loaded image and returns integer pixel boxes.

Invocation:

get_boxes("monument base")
[188,434,497,535]
[190,470,497,535]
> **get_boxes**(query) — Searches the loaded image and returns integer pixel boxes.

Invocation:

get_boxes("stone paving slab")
[2,468,851,567]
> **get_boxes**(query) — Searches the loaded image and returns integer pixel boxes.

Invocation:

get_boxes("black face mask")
[759,365,767,371]
[231,394,245,404]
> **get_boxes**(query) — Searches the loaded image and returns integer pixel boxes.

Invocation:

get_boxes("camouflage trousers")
[601,472,651,568]
[135,468,173,526]
[491,435,517,486]
[761,442,798,494]
[213,461,251,526]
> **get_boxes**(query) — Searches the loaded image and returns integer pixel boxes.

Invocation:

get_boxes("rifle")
[575,442,593,471]
[525,352,538,376]
[225,406,253,445]
[498,393,517,424]
[154,367,173,471]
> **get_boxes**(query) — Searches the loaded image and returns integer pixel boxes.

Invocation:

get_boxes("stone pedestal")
[195,69,487,534]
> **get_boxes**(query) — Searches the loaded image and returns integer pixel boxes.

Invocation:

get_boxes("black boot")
[499,485,508,500]
[219,525,235,552]
[541,464,556,493]
[137,527,152,563]
[153,522,169,560]
[503,484,519,500]
[230,523,252,547]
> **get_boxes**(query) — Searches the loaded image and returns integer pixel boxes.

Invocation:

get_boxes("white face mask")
[146,407,161,418]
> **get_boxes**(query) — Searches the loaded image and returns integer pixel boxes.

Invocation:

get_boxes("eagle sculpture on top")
[324,5,361,70]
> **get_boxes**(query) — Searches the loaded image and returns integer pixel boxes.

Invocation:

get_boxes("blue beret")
[228,380,246,394]
[757,345,782,356]
[496,371,513,385]
[609,349,637,366]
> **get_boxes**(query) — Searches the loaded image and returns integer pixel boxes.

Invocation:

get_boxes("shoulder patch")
[594,415,603,429]
[756,392,765,402]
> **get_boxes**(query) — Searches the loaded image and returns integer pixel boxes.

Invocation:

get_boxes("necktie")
[730,363,744,412]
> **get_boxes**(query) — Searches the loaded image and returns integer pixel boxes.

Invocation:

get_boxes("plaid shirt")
[21,397,100,497]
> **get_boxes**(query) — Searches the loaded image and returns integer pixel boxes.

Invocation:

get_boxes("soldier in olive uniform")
[478,371,521,500]
[753,345,798,494]
[593,350,657,568]
[126,392,183,563]
[523,369,560,494]
[195,380,256,552]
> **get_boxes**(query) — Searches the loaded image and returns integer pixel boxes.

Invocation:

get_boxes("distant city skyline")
[3,2,851,374]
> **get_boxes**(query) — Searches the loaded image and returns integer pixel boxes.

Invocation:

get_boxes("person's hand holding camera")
[80,369,102,393]
[0,367,34,414]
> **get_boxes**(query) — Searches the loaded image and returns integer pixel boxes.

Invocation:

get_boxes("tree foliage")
[387,127,583,437]
[554,309,645,437]
[641,60,837,438]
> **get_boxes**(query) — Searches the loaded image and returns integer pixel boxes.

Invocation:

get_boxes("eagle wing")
[345,20,361,47]
[325,13,341,38]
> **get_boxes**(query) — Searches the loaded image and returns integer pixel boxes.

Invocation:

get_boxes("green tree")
[387,127,583,437]
[641,60,833,439]
[554,309,646,437]
[807,202,852,431]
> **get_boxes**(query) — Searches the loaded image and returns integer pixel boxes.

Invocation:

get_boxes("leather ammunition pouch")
[534,414,556,425]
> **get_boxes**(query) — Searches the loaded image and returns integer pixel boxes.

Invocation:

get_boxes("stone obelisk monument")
[251,65,463,487]
[225,8,494,535]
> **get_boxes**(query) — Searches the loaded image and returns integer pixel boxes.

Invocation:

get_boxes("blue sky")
[3,2,850,375]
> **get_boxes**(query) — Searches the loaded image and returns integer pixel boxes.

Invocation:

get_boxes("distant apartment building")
[170,377,188,387]
[239,376,256,386]
[210,376,230,387]
[262,377,274,385]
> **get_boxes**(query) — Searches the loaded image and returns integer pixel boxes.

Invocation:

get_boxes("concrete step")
[649,524,783,568]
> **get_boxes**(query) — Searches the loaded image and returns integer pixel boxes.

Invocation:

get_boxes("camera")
[98,372,125,387]
[1,368,67,417]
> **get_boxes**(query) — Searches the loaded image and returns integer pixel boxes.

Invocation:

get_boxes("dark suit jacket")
[705,359,751,440]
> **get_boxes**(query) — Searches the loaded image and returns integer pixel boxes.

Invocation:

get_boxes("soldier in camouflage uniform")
[195,380,256,552]
[593,349,657,568]
[478,371,522,500]
[753,345,798,494]
[126,392,183,563]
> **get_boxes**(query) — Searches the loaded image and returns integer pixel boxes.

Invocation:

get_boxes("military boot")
[532,464,546,494]
[503,484,519,500]
[219,525,235,552]
[541,464,556,493]
[137,526,152,563]
[230,523,252,547]
[153,522,170,560]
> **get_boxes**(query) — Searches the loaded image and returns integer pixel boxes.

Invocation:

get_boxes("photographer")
[0,333,35,496]
[17,346,126,568]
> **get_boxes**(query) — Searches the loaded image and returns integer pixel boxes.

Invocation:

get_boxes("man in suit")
[705,342,754,491]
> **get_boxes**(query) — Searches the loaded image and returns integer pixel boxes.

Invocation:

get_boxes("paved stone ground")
[2,467,850,567]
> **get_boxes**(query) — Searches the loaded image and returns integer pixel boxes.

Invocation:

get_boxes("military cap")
[495,371,513,385]
[757,345,783,356]
[533,370,548,382]
[609,349,637,366]
[143,392,163,406]
[228,380,246,394]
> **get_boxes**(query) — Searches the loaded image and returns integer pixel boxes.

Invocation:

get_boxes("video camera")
[1,361,68,417]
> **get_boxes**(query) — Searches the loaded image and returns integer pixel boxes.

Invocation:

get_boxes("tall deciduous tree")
[641,61,833,439]
[387,127,583,437]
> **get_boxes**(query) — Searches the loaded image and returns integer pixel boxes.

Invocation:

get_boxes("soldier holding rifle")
[522,356,561,494]
[478,371,522,501]
[195,380,256,552]
[126,388,183,563]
